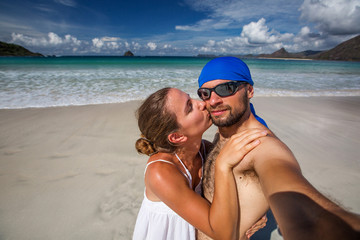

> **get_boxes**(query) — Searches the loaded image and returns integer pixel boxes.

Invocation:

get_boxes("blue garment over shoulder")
[250,103,268,128]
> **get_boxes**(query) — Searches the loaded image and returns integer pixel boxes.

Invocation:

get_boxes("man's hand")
[246,215,267,239]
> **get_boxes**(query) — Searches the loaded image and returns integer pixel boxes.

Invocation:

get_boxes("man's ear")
[247,85,254,99]
[168,132,187,145]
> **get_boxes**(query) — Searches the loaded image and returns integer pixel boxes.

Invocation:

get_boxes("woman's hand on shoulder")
[217,129,269,170]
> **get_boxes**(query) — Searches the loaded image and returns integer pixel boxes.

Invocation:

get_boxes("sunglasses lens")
[215,83,236,97]
[198,82,244,100]
[197,89,211,100]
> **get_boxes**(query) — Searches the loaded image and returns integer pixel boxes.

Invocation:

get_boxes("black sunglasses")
[197,81,247,100]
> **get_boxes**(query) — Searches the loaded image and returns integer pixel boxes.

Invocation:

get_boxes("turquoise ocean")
[0,56,360,109]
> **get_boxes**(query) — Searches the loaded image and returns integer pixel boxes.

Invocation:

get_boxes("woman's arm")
[146,129,268,239]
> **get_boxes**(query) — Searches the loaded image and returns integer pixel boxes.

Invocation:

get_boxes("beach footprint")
[98,176,143,239]
[98,176,142,221]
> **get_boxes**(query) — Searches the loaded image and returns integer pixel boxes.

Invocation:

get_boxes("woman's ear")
[168,132,187,145]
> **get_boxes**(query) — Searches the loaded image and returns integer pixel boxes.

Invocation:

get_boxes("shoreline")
[1,96,360,239]
[2,95,360,110]
[257,57,314,61]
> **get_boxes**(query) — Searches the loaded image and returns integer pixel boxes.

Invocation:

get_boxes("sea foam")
[1,57,359,109]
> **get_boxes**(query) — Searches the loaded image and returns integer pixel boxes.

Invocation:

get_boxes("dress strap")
[144,159,174,175]
[144,159,191,187]
[175,153,192,188]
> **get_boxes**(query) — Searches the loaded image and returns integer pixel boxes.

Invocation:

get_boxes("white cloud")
[178,0,358,54]
[11,32,81,47]
[101,37,121,42]
[183,0,221,12]
[299,26,311,37]
[108,41,120,49]
[91,37,122,51]
[196,18,299,54]
[11,33,43,46]
[9,31,168,56]
[147,42,157,51]
[92,38,104,48]
[300,0,360,35]
[65,34,81,45]
[48,32,63,45]
[180,0,302,31]
[196,18,356,55]
[54,0,77,7]
[241,18,275,44]
[132,42,141,50]
[241,18,293,45]
[177,0,240,31]
[207,40,215,47]
[176,18,232,31]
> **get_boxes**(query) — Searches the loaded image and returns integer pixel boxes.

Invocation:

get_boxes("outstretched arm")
[253,137,360,240]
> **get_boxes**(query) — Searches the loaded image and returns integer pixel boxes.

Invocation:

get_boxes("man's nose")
[208,91,223,106]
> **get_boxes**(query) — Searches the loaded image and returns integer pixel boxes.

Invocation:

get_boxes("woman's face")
[167,88,212,138]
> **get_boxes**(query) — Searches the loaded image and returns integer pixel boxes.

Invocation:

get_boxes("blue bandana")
[198,57,254,87]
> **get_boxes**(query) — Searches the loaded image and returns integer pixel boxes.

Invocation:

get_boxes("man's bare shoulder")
[235,134,300,173]
[254,134,292,155]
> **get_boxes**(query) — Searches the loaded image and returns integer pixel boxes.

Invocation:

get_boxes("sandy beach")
[1,96,359,240]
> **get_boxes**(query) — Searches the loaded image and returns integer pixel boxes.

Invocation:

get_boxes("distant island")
[1,34,359,61]
[124,50,134,57]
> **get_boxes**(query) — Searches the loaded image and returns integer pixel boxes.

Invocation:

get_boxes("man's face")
[200,79,251,127]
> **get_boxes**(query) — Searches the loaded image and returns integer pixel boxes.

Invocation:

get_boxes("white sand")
[0,97,359,239]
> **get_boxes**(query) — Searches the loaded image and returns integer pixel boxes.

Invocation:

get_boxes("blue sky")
[1,0,359,56]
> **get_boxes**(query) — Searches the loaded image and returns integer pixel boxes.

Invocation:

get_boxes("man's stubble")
[209,91,249,127]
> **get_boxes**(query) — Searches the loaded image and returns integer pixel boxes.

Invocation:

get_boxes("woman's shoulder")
[146,152,174,166]
[146,154,185,183]
[146,154,176,174]
[145,155,192,199]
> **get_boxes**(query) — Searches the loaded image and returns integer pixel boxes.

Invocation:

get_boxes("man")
[196,57,360,240]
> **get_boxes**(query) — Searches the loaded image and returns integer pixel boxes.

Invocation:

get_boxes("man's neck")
[218,112,258,140]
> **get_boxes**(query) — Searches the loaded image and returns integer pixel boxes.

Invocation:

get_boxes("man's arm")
[252,136,360,240]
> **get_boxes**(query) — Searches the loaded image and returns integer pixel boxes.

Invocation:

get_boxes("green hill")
[314,35,360,61]
[0,41,44,57]
[257,35,360,61]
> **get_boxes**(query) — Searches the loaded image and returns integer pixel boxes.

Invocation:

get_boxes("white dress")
[132,144,205,240]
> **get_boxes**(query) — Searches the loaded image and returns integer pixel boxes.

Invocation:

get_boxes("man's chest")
[202,138,258,201]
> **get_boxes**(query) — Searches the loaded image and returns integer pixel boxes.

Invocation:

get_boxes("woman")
[133,87,268,240]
